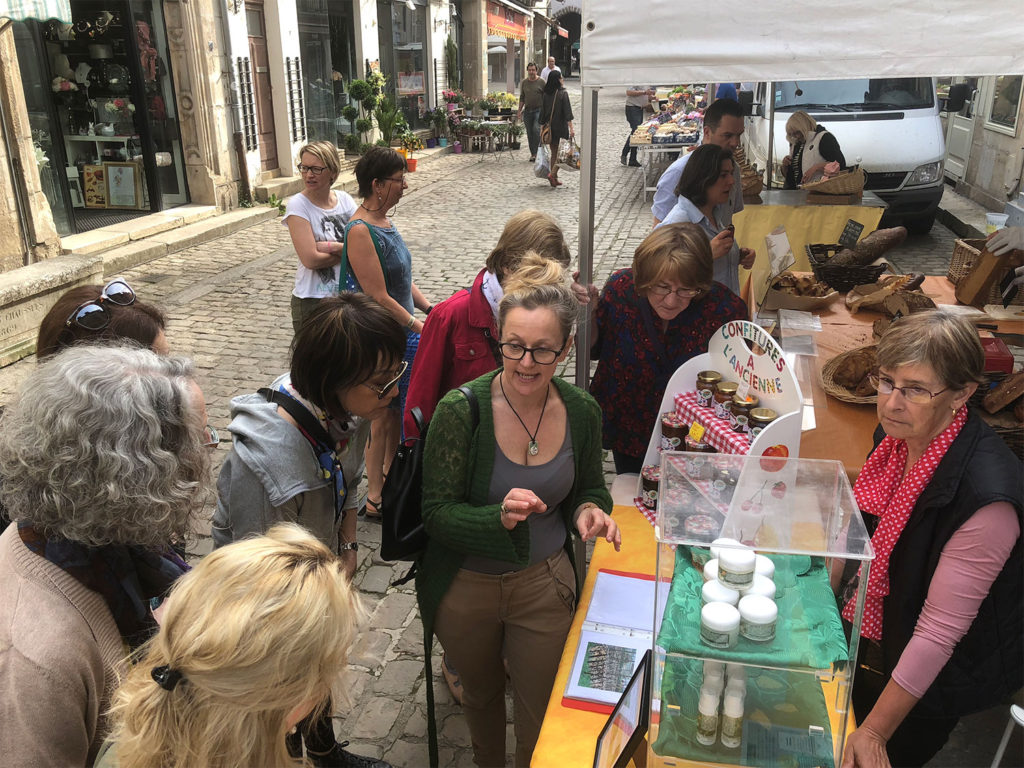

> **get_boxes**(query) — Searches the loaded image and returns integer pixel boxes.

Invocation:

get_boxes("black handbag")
[380,386,478,565]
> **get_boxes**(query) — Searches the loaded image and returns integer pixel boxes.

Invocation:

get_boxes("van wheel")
[905,214,935,236]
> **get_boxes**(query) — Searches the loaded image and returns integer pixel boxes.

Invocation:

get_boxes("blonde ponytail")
[498,251,580,341]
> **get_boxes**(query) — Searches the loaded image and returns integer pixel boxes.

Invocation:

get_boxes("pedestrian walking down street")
[622,86,655,167]
[539,55,560,83]
[540,71,574,188]
[518,62,545,162]
[341,147,433,521]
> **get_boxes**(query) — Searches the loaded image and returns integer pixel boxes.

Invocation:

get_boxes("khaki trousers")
[434,549,577,767]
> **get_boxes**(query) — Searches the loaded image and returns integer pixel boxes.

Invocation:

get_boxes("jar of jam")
[661,412,688,451]
[684,434,715,453]
[640,464,660,509]
[695,371,722,408]
[748,408,778,441]
[712,381,739,421]
[730,393,760,433]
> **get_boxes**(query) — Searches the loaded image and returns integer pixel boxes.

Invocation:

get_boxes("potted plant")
[374,97,406,147]
[478,96,499,118]
[442,89,460,111]
[509,122,525,150]
[400,130,424,170]
[429,106,448,141]
[458,92,475,114]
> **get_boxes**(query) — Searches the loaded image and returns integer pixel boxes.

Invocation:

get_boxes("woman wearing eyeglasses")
[589,223,747,474]
[0,345,212,767]
[213,293,400,767]
[416,253,618,768]
[657,144,756,295]
[839,310,1021,768]
[343,146,433,521]
[283,140,359,333]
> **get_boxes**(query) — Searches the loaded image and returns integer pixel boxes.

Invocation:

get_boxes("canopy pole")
[575,85,599,390]
[766,81,775,189]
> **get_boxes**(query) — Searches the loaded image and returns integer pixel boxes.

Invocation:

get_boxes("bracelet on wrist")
[406,314,415,329]
[424,304,434,316]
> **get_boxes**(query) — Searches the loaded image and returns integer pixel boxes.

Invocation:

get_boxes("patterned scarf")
[842,406,967,640]
[18,523,188,649]
[480,270,504,323]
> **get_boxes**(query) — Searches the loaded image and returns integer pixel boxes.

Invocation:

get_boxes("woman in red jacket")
[404,210,573,438]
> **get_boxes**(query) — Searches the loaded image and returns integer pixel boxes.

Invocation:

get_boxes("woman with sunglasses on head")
[0,345,213,767]
[97,524,365,768]
[839,310,1021,768]
[213,293,400,768]
[589,223,747,474]
[416,253,618,768]
[283,141,359,333]
[342,146,433,521]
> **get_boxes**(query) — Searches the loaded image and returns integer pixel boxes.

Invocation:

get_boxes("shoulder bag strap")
[457,385,479,430]
[258,387,334,452]
[340,220,391,293]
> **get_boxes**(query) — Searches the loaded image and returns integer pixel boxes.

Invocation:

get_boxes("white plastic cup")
[987,212,1009,234]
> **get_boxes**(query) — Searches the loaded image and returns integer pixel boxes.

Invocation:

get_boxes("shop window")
[237,57,258,152]
[377,0,428,130]
[985,74,1023,136]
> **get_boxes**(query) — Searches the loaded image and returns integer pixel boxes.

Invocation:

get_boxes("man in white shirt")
[539,56,560,82]
[651,98,745,225]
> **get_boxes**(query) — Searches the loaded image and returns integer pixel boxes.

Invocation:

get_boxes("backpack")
[380,386,478,573]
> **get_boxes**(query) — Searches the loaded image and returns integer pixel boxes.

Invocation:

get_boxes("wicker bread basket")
[805,244,888,292]
[800,167,866,196]
[821,346,879,405]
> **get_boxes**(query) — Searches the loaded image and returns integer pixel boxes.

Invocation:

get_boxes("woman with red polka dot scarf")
[840,310,1022,768]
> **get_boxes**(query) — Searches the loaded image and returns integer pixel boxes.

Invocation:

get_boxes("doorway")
[944,77,979,184]
[245,0,278,172]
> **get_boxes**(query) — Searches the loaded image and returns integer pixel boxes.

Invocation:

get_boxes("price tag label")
[737,380,751,400]
[839,219,865,249]
[688,421,706,443]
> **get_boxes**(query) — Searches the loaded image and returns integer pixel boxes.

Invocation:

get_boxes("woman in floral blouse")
[589,223,747,473]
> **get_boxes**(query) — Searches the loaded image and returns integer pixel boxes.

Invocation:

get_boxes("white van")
[742,78,961,234]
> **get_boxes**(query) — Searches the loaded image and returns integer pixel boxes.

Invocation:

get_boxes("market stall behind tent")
[572,0,1024,386]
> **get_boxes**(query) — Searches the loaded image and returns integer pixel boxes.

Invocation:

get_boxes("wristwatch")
[340,541,359,552]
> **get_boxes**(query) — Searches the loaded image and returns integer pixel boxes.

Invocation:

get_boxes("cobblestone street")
[0,83,987,767]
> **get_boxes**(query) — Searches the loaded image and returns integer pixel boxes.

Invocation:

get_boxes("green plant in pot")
[509,122,525,149]
[429,106,449,138]
[374,97,406,146]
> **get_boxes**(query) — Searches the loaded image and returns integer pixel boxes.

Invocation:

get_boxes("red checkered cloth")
[673,391,751,455]
[634,498,657,526]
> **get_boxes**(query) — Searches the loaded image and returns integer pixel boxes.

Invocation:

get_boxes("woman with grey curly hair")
[0,344,213,767]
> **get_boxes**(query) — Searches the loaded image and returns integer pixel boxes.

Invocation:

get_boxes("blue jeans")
[623,104,645,162]
[523,108,541,157]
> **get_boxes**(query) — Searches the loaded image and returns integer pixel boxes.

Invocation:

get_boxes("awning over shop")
[1,0,72,23]
[487,1,529,41]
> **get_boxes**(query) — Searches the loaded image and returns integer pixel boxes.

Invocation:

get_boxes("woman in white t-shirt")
[283,141,358,333]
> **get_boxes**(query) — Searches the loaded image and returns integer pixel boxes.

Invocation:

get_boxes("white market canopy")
[579,0,1024,85]
[570,0,1024,386]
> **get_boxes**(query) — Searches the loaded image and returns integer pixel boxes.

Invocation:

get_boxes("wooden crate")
[947,238,1024,306]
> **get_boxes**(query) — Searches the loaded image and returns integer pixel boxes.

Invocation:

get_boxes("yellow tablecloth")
[734,192,885,310]
[532,505,855,768]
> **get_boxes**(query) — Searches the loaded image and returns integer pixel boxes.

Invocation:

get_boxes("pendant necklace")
[499,373,550,457]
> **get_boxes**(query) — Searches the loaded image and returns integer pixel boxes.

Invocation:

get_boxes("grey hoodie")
[212,379,368,550]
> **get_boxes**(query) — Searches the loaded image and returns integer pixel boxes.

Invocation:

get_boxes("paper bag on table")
[955,247,1006,308]
[758,226,798,307]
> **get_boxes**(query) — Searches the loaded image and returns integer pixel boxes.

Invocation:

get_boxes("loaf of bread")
[983,371,1024,414]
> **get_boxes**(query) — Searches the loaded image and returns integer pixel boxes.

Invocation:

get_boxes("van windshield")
[774,78,934,111]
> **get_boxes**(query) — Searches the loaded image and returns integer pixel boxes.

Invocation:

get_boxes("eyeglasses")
[297,163,327,176]
[380,175,406,185]
[498,341,565,365]
[868,374,949,405]
[362,360,408,400]
[65,278,136,331]
[203,424,220,449]
[648,284,702,300]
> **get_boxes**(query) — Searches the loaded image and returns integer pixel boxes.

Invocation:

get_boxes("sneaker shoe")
[620,154,627,165]
[529,155,536,162]
[308,741,393,768]
[628,159,642,167]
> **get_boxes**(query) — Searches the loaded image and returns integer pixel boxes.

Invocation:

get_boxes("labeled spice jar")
[640,464,660,510]
[738,594,778,643]
[700,602,740,649]
[712,381,739,421]
[696,370,722,408]
[718,547,756,590]
[661,412,688,451]
[748,408,778,440]
[730,394,760,433]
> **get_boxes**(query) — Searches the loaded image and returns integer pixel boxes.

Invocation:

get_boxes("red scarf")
[842,406,967,640]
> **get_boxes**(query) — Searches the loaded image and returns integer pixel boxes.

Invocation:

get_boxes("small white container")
[754,554,775,579]
[738,594,778,643]
[710,537,744,559]
[703,558,719,582]
[987,212,1009,234]
[696,685,721,746]
[725,662,746,683]
[720,688,745,748]
[725,676,747,696]
[701,602,741,649]
[718,547,756,590]
[702,579,740,606]
[739,574,776,599]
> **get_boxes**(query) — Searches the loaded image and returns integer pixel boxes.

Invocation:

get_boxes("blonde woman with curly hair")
[96,524,365,768]
[0,345,213,767]
[416,253,618,767]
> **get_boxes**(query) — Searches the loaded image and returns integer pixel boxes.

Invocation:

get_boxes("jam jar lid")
[697,370,723,384]
[731,393,760,408]
[715,381,739,396]
[749,407,778,422]
[641,464,661,481]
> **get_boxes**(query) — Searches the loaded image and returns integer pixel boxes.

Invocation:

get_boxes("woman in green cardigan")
[416,253,620,767]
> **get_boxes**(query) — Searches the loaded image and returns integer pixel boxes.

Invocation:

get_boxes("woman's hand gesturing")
[499,489,547,530]
[575,506,622,551]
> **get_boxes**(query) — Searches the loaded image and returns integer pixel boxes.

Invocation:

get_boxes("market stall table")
[631,142,694,201]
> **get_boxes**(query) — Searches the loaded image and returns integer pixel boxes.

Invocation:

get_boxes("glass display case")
[649,452,874,768]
